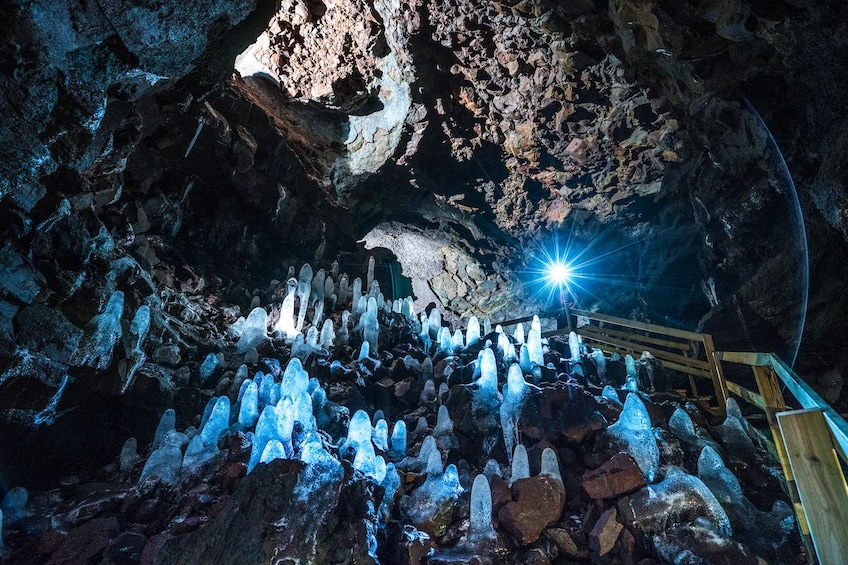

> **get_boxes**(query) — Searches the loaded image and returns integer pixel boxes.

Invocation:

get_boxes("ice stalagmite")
[71,290,124,370]
[183,396,230,476]
[568,331,581,361]
[319,319,335,349]
[438,327,452,355]
[238,380,260,428]
[153,408,176,449]
[601,385,621,406]
[120,438,140,471]
[513,323,525,344]
[311,269,325,326]
[466,316,481,346]
[362,297,379,353]
[451,329,464,351]
[260,440,287,464]
[339,274,349,305]
[281,358,309,401]
[139,429,185,486]
[367,256,376,292]
[373,419,389,451]
[510,444,530,484]
[697,446,743,504]
[469,474,496,541]
[248,406,281,473]
[237,306,268,353]
[295,264,312,331]
[337,311,350,346]
[540,448,563,484]
[274,278,299,340]
[501,363,528,462]
[352,277,363,311]
[606,393,659,481]
[390,420,407,458]
[592,349,607,379]
[428,308,442,340]
[433,405,453,437]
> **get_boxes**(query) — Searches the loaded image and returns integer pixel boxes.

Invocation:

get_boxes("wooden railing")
[714,352,848,565]
[499,308,729,414]
[493,309,848,564]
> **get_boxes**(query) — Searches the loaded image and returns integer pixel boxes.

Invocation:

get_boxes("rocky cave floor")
[0,258,807,565]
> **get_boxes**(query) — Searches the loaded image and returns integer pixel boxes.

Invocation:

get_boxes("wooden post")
[777,409,848,565]
[702,334,728,414]
[754,365,817,563]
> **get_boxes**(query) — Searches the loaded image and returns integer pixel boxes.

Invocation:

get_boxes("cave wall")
[2,0,848,406]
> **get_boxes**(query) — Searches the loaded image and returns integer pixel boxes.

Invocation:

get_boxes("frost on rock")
[70,290,124,370]
[139,430,185,487]
[622,466,732,537]
[606,393,659,482]
[237,307,268,353]
[400,463,464,536]
[717,398,755,451]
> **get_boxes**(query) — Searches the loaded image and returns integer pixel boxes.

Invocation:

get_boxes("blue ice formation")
[274,278,299,340]
[696,446,743,504]
[717,398,755,451]
[153,408,176,449]
[500,363,528,462]
[433,405,453,437]
[295,264,313,332]
[319,319,335,349]
[139,429,186,487]
[568,331,581,361]
[238,380,260,428]
[199,352,221,386]
[466,316,481,346]
[0,487,30,523]
[606,393,659,482]
[469,474,496,542]
[281,358,309,401]
[646,466,732,536]
[70,290,124,370]
[510,444,530,485]
[540,448,563,484]
[182,396,230,476]
[390,420,407,458]
[373,418,389,451]
[428,308,442,340]
[237,306,268,353]
[513,323,525,345]
[601,385,621,406]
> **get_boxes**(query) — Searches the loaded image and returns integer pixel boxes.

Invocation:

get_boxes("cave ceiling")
[2,0,848,385]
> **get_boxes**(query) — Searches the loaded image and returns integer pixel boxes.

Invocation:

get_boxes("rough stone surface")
[497,475,565,545]
[581,452,647,500]
[588,507,623,557]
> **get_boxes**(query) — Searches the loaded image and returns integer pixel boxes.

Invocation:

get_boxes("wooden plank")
[725,379,766,410]
[777,409,848,565]
[715,351,774,367]
[751,366,816,563]
[770,357,848,466]
[578,325,692,352]
[703,335,728,416]
[570,308,705,341]
[575,330,712,371]
[578,336,712,380]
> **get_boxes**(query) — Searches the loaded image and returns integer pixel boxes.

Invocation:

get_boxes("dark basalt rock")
[496,475,565,545]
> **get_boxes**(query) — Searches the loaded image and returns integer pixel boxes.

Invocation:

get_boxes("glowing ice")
[238,380,260,428]
[153,408,176,449]
[281,358,309,401]
[260,439,287,464]
[373,419,389,451]
[606,393,659,481]
[319,319,335,348]
[501,363,528,461]
[466,316,481,346]
[568,332,581,361]
[540,448,562,483]
[697,446,743,504]
[237,307,268,352]
[295,264,313,331]
[601,385,621,405]
[428,309,442,340]
[274,278,299,339]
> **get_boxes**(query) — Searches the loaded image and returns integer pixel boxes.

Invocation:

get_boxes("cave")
[1,0,847,563]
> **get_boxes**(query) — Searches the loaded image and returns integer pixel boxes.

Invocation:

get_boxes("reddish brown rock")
[544,527,588,561]
[589,508,623,557]
[46,516,120,565]
[497,475,565,545]
[581,453,647,500]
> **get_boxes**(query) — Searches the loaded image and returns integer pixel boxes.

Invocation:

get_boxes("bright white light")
[546,261,572,286]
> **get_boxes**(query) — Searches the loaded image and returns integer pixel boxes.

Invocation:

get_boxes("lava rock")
[589,507,623,557]
[581,453,647,500]
[497,475,565,544]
